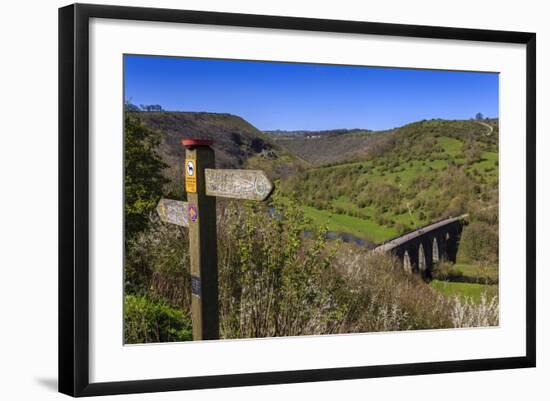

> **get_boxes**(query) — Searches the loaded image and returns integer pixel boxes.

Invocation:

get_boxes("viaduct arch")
[374,215,467,279]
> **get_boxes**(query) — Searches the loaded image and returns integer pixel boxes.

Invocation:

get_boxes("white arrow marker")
[156,199,189,227]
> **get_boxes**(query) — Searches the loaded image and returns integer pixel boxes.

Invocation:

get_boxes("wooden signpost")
[156,139,274,341]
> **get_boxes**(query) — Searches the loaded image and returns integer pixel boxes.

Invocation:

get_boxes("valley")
[132,111,499,305]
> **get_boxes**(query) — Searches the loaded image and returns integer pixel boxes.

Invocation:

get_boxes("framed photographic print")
[58,3,536,397]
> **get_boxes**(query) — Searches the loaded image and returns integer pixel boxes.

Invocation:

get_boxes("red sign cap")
[181,139,214,147]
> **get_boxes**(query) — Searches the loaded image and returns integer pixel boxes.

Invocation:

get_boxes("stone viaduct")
[374,215,468,279]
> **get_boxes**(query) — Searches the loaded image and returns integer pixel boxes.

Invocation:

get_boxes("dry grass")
[125,202,499,342]
[450,293,499,328]
[335,248,454,332]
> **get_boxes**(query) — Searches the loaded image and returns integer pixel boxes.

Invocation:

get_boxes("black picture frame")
[59,3,536,397]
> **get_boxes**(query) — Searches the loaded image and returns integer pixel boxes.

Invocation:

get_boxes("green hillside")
[279,119,499,251]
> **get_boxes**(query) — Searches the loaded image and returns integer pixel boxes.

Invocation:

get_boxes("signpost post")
[156,139,273,341]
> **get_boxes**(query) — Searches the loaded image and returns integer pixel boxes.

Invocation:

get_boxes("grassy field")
[437,136,463,156]
[467,151,498,183]
[430,280,498,303]
[301,205,396,243]
[454,262,499,283]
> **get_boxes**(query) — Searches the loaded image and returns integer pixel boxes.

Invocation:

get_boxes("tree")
[459,221,498,264]
[124,115,168,240]
[140,104,164,112]
[124,100,141,112]
[475,112,484,120]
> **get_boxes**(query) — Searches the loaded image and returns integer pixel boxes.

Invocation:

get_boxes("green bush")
[124,295,192,344]
[432,261,464,281]
[124,115,168,240]
[217,196,347,338]
[124,215,190,309]
[394,222,410,235]
[459,221,498,264]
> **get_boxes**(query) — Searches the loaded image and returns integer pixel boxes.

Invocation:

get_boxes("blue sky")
[124,55,499,131]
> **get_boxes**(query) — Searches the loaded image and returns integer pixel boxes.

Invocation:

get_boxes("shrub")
[450,293,499,328]
[125,214,191,310]
[217,196,347,338]
[459,221,499,264]
[432,261,463,281]
[336,251,453,332]
[124,295,192,343]
[124,115,168,240]
[394,222,410,235]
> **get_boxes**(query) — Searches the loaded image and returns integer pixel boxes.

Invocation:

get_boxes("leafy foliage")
[217,196,347,338]
[124,295,192,343]
[124,115,168,240]
[125,214,190,310]
[431,261,464,282]
[458,221,499,265]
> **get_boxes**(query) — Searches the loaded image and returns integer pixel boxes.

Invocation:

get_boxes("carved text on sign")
[156,199,189,227]
[204,169,273,201]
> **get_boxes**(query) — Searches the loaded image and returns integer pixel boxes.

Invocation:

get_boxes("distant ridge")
[269,128,387,165]
[270,118,499,166]
[129,111,303,195]
[265,128,371,137]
